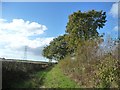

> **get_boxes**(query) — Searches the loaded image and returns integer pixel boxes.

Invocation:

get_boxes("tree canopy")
[42,10,107,61]
[43,34,68,60]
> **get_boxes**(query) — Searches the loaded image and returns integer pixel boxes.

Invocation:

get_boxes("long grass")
[2,61,49,88]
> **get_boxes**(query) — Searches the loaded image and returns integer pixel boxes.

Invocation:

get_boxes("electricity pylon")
[23,45,27,60]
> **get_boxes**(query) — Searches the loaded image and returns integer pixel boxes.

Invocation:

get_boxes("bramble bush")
[59,38,119,88]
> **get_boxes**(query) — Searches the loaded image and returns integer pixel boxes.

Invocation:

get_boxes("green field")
[12,64,80,88]
[3,61,80,88]
[2,61,49,88]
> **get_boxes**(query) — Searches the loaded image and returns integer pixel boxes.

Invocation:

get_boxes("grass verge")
[42,64,80,88]
[13,64,80,88]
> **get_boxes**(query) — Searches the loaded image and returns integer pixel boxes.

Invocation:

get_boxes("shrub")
[59,38,119,88]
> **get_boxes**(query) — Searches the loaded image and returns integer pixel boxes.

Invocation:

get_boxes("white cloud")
[0,19,47,37]
[113,25,120,32]
[109,2,118,18]
[0,18,54,61]
[28,38,53,48]
[113,25,118,31]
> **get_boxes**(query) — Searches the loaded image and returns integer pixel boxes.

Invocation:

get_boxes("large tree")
[66,10,106,50]
[42,10,107,61]
[66,10,106,38]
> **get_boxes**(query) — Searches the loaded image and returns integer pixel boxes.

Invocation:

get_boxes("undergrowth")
[59,39,119,88]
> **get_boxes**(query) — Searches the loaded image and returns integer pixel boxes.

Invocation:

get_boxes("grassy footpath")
[14,64,80,88]
[42,64,80,88]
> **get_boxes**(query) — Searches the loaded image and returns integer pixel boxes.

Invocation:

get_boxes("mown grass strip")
[13,64,80,88]
[42,64,80,88]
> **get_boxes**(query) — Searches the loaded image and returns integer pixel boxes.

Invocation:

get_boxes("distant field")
[2,60,50,88]
[1,58,48,63]
[2,59,79,88]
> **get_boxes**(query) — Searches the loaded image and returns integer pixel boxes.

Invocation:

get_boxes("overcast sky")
[0,2,118,61]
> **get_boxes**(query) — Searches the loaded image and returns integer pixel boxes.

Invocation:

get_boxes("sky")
[0,2,119,61]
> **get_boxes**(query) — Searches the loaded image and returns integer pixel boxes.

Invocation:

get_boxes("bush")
[59,39,119,88]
